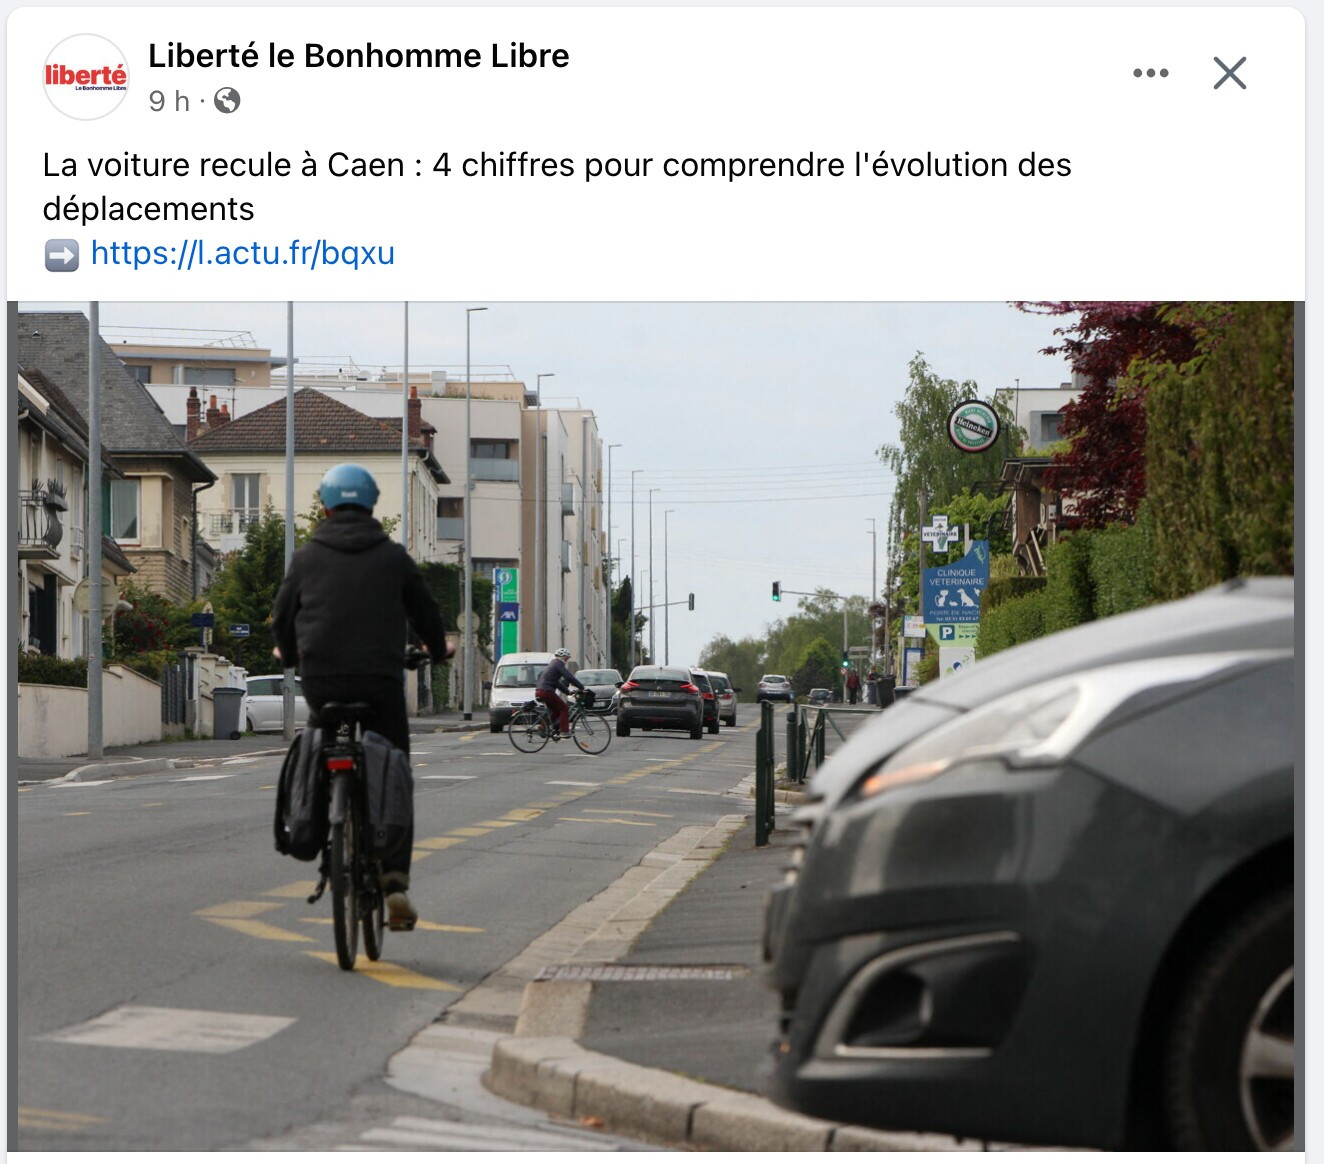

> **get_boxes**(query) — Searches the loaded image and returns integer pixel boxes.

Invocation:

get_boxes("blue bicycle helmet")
[319,463,379,511]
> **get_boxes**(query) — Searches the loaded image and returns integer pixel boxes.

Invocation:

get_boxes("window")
[231,473,261,530]
[103,479,140,542]
[125,364,152,384]
[437,496,463,540]
[184,367,236,386]
[470,439,519,481]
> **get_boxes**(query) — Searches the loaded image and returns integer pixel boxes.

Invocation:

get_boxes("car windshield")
[493,664,545,687]
[630,667,691,683]
[710,676,730,692]
[576,670,621,685]
[763,676,787,684]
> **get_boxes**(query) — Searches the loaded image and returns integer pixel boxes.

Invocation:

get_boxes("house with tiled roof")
[17,311,216,606]
[187,386,448,560]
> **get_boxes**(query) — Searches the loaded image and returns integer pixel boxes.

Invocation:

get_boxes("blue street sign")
[229,624,251,637]
[922,542,990,625]
[189,612,215,628]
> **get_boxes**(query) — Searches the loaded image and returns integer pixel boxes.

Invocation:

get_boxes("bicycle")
[306,700,384,970]
[508,690,611,755]
[306,647,430,971]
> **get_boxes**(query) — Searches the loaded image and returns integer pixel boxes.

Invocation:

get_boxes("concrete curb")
[50,748,287,784]
[485,1037,966,1152]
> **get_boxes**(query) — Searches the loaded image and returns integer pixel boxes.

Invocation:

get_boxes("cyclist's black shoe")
[386,891,418,931]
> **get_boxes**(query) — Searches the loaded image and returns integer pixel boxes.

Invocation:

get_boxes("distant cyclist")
[535,648,586,739]
[272,463,452,931]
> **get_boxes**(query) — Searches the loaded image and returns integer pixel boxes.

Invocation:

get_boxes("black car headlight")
[847,651,1281,804]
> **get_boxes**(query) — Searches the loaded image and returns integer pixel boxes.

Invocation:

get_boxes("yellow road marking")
[580,808,672,818]
[199,917,314,942]
[196,901,283,919]
[415,836,465,851]
[305,952,461,990]
[18,1106,105,1130]
[447,826,491,837]
[262,880,319,898]
[259,784,276,790]
[475,819,518,828]
[503,808,545,820]
[63,812,91,817]
[559,816,655,827]
[301,917,483,933]
[143,802,164,807]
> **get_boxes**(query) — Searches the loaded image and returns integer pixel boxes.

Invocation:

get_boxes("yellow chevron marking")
[447,826,491,837]
[17,1107,105,1130]
[262,880,320,898]
[200,917,314,942]
[196,901,283,919]
[306,952,461,990]
[503,808,544,820]
[559,816,655,827]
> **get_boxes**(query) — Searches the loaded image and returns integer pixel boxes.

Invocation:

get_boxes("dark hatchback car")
[616,665,704,738]
[690,668,722,734]
[764,578,1295,1151]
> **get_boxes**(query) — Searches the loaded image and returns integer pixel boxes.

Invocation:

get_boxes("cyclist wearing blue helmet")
[272,463,453,929]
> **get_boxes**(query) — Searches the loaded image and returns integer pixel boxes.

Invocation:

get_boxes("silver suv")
[757,674,794,703]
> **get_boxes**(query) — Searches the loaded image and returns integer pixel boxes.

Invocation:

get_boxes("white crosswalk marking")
[355,1115,615,1152]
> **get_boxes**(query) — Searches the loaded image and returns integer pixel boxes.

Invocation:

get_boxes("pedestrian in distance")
[271,463,454,932]
[846,667,861,705]
[535,648,586,738]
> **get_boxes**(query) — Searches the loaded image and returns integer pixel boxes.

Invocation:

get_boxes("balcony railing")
[470,458,519,483]
[209,508,262,538]
[437,516,464,541]
[18,491,64,557]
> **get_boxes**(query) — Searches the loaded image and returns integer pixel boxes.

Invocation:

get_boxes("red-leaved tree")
[1014,302,1205,527]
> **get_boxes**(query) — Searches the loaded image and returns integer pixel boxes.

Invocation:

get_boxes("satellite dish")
[73,578,124,618]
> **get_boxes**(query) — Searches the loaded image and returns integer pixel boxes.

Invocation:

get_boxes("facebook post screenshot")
[3,4,1310,1158]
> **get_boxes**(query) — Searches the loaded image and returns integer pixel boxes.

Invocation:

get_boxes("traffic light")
[772,580,781,602]
[841,653,850,668]
[688,592,695,611]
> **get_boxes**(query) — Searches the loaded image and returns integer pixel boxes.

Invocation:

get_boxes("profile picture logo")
[45,34,129,120]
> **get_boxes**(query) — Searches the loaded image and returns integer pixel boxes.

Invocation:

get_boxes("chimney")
[186,387,202,441]
[206,394,222,428]
[408,384,422,442]
[218,403,231,425]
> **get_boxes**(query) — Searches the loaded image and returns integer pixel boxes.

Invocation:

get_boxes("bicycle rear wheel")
[361,868,385,962]
[508,706,550,752]
[329,776,359,970]
[571,711,612,755]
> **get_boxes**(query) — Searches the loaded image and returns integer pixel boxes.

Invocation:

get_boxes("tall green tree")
[698,633,765,695]
[791,636,840,695]
[206,509,289,664]
[610,576,648,671]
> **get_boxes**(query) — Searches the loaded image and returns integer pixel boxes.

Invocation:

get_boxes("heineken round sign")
[947,399,1000,454]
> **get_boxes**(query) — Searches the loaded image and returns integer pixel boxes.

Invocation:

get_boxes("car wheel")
[707,719,719,734]
[246,718,256,733]
[616,720,631,737]
[1161,888,1293,1150]
[489,721,503,733]
[690,720,703,740]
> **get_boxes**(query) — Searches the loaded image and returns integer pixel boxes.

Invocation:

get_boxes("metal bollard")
[786,705,799,784]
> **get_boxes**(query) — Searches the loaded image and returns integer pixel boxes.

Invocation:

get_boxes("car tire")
[690,721,703,740]
[245,718,256,734]
[616,720,631,737]
[489,721,503,734]
[1161,888,1293,1150]
[707,720,719,734]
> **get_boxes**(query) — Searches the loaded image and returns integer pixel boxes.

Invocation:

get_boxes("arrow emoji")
[48,245,75,264]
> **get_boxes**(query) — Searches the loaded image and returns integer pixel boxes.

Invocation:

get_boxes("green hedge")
[1043,535,1095,633]
[981,574,1046,611]
[976,591,1047,656]
[17,653,88,688]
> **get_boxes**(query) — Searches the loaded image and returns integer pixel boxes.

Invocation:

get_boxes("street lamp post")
[606,443,621,668]
[664,509,674,665]
[629,469,641,668]
[533,372,553,652]
[463,305,487,721]
[648,487,658,665]
[867,517,877,660]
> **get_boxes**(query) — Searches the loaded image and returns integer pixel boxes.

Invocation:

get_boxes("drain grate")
[534,963,749,983]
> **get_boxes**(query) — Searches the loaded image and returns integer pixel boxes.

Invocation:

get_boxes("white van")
[487,652,554,732]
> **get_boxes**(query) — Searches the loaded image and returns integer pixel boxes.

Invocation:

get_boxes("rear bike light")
[325,757,355,771]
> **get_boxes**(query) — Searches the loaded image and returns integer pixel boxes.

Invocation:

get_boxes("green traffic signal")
[772,580,781,601]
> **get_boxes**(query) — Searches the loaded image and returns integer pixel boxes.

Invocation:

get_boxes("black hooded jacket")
[271,509,447,681]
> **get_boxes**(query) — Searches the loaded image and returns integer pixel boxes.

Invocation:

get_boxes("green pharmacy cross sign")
[921,514,961,553]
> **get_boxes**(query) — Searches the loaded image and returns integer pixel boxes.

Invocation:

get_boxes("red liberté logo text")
[45,62,128,88]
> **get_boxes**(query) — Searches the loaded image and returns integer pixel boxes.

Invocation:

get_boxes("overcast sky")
[21,301,1072,668]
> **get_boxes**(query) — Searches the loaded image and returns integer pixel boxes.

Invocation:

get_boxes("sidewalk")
[15,709,479,785]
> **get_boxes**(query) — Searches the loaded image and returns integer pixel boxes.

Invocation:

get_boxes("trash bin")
[892,684,917,702]
[212,686,245,740]
[876,674,897,708]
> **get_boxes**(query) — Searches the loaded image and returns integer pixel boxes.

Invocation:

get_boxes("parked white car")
[243,674,309,732]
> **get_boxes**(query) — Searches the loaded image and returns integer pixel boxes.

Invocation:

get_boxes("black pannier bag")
[273,727,328,860]
[360,730,414,860]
